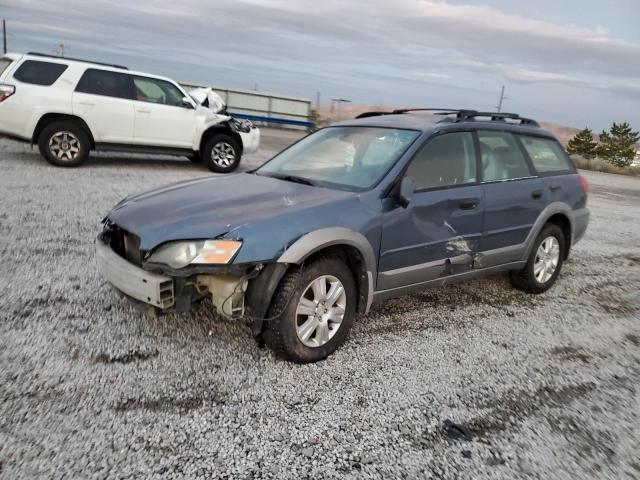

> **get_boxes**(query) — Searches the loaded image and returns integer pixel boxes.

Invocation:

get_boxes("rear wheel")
[510,223,565,293]
[203,134,241,173]
[263,257,357,363]
[38,122,90,167]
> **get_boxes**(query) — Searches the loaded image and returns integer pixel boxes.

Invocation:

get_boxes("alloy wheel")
[534,236,560,283]
[211,142,236,168]
[49,131,80,162]
[295,275,347,348]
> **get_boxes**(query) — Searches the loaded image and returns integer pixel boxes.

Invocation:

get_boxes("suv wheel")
[262,257,357,363]
[38,122,90,167]
[203,134,241,173]
[510,223,565,294]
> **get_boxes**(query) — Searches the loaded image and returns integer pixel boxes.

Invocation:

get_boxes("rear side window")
[13,60,68,86]
[75,68,132,99]
[0,57,13,76]
[478,131,531,182]
[406,132,477,190]
[518,136,573,173]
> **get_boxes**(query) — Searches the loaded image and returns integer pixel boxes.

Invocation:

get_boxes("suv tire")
[510,223,565,294]
[38,122,90,167]
[203,133,241,173]
[263,257,357,363]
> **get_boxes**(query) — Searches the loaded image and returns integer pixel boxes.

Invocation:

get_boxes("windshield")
[0,58,13,77]
[257,126,420,191]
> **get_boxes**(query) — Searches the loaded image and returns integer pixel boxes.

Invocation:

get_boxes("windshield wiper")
[268,173,316,186]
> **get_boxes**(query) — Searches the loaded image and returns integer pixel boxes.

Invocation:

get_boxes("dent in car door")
[378,131,483,291]
[131,76,195,148]
[72,68,135,143]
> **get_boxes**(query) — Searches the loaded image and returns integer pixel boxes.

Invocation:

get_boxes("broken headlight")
[231,118,253,133]
[146,240,242,269]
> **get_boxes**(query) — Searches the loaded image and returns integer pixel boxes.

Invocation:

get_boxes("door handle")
[459,198,479,210]
[136,109,151,114]
[78,101,94,106]
[531,189,543,199]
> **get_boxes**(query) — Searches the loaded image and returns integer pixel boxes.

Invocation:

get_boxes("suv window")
[518,136,573,173]
[133,76,184,107]
[13,60,68,86]
[478,131,531,182]
[0,58,13,76]
[75,69,132,99]
[405,132,476,190]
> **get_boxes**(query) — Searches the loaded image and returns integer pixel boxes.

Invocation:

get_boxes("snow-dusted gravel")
[0,132,638,479]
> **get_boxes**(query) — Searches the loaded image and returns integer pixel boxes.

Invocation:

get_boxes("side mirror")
[182,96,195,109]
[398,176,414,208]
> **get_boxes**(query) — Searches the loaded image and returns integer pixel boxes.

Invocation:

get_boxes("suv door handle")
[136,109,151,114]
[78,101,94,106]
[531,189,543,199]
[459,198,479,210]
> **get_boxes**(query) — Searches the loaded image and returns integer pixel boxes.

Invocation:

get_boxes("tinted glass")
[519,136,573,172]
[13,60,68,86]
[405,132,476,190]
[75,69,132,99]
[258,126,419,191]
[0,58,13,76]
[478,131,531,181]
[133,76,184,106]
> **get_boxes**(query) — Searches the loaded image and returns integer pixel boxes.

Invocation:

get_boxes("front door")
[378,131,484,291]
[476,130,545,267]
[131,75,195,148]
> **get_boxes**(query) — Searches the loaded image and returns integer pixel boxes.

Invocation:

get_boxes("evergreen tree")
[566,128,597,159]
[596,122,640,167]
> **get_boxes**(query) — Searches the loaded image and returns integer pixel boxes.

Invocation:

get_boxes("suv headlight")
[147,240,242,269]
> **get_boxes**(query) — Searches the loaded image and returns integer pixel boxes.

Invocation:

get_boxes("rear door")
[378,131,484,291]
[477,130,545,267]
[72,68,135,144]
[131,75,195,148]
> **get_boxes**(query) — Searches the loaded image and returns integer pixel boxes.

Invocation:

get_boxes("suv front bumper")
[95,238,175,309]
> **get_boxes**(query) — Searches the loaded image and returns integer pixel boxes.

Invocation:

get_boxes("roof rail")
[26,52,128,70]
[355,107,539,127]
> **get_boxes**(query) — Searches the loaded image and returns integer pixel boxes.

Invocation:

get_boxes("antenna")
[495,85,507,113]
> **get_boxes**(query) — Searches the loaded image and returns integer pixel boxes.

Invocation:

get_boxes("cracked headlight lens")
[147,240,242,269]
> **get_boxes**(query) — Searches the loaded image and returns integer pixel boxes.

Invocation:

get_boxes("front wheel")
[38,122,90,167]
[203,134,241,173]
[509,223,565,294]
[262,257,357,363]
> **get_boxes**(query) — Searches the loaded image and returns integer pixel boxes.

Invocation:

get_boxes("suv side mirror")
[182,96,195,109]
[398,176,414,208]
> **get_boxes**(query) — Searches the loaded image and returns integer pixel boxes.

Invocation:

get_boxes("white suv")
[0,52,260,172]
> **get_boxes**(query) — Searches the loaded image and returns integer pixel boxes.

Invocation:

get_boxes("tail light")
[0,84,15,102]
[578,174,589,196]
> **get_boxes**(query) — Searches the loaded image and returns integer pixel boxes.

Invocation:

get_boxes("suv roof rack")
[355,108,539,127]
[26,52,128,70]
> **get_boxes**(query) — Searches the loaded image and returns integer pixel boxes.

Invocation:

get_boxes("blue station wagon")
[97,109,590,363]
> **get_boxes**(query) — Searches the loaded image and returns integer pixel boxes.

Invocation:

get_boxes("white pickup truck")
[0,52,260,172]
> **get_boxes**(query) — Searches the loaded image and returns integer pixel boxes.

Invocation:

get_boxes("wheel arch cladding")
[277,227,377,314]
[33,113,95,147]
[523,203,573,261]
[545,213,571,259]
[200,125,243,154]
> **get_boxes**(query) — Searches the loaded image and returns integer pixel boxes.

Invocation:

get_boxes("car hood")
[107,173,355,252]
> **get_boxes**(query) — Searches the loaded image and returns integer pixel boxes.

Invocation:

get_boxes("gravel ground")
[0,130,639,479]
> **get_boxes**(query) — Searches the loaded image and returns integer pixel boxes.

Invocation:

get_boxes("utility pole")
[331,98,351,121]
[56,43,65,57]
[495,85,507,113]
[315,91,320,113]
[2,20,7,55]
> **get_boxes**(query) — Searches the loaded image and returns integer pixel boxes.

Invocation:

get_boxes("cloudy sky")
[2,0,639,129]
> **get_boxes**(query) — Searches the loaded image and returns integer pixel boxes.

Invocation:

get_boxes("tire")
[262,257,357,363]
[187,153,202,163]
[202,133,241,173]
[38,121,90,167]
[509,223,565,294]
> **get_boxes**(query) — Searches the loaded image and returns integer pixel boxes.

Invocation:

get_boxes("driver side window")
[405,132,477,191]
[132,76,184,107]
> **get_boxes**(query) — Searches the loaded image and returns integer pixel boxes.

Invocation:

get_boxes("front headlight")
[147,240,242,269]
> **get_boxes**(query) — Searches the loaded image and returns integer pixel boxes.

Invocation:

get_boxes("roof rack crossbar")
[26,52,128,70]
[354,107,539,127]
